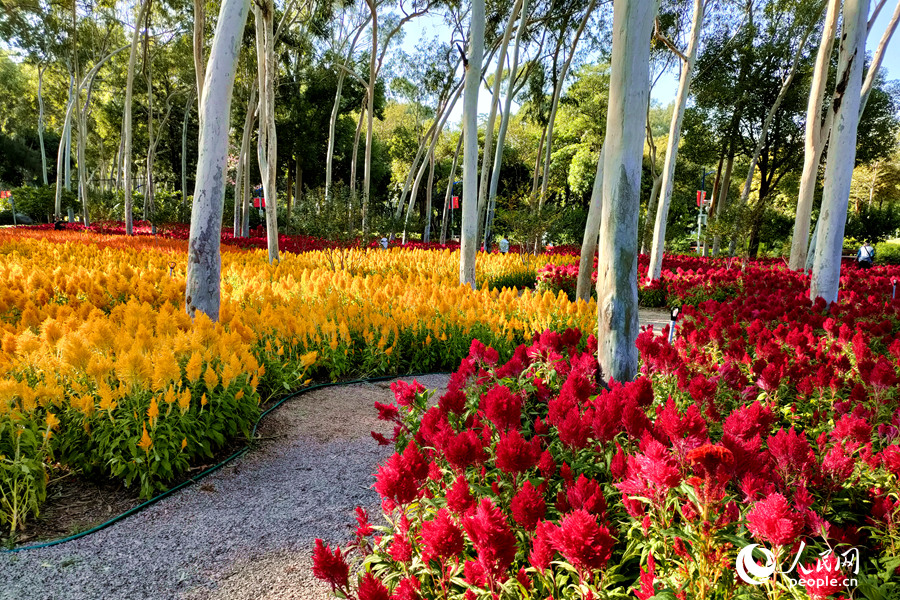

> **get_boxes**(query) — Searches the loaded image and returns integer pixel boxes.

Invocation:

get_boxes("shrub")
[876,241,900,265]
[4,185,77,223]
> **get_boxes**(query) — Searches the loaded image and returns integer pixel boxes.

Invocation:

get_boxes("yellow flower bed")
[0,232,593,534]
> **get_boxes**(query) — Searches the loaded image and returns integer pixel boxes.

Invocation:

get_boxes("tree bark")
[254,0,279,263]
[460,0,485,288]
[182,91,193,208]
[596,0,656,383]
[349,97,366,224]
[477,0,525,234]
[424,148,435,242]
[647,0,706,281]
[487,0,531,210]
[37,65,48,186]
[123,0,151,235]
[362,0,377,238]
[193,0,206,115]
[235,82,257,236]
[576,145,606,302]
[789,0,840,270]
[440,133,463,244]
[186,0,251,320]
[811,0,868,305]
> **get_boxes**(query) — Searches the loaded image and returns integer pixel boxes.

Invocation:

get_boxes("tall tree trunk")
[193,0,206,115]
[576,145,606,302]
[811,0,868,305]
[241,134,252,237]
[362,1,378,238]
[487,0,531,209]
[123,0,151,235]
[37,65,48,186]
[144,10,153,230]
[647,0,705,281]
[477,0,525,234]
[537,1,595,213]
[460,0,485,288]
[254,0,279,263]
[424,148,435,242]
[596,0,656,383]
[729,15,818,255]
[789,0,840,270]
[182,91,193,208]
[639,96,662,255]
[65,73,73,192]
[186,0,251,320]
[350,97,366,224]
[860,0,900,114]
[441,133,463,244]
[231,80,254,236]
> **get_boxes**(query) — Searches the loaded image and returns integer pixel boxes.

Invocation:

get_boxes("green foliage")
[0,417,50,536]
[875,241,900,265]
[845,205,900,245]
[4,185,77,223]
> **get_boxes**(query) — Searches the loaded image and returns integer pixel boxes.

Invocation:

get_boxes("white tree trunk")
[537,0,596,214]
[362,2,377,238]
[596,0,656,383]
[860,0,900,114]
[647,0,705,281]
[254,0,279,263]
[789,0,840,271]
[811,0,868,304]
[123,0,151,235]
[194,0,206,115]
[477,0,524,226]
[64,73,73,192]
[424,149,435,242]
[576,145,606,302]
[37,65,48,186]
[235,83,257,236]
[487,0,531,210]
[460,0,485,288]
[186,0,251,320]
[440,133,463,244]
[182,91,192,208]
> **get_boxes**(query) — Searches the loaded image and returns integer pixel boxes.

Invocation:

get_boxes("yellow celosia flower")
[185,352,203,383]
[138,423,153,454]
[147,398,159,427]
[178,389,191,414]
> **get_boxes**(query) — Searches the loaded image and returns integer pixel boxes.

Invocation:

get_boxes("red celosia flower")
[445,430,488,471]
[831,414,872,445]
[538,449,556,477]
[495,429,541,474]
[567,475,607,517]
[375,401,400,422]
[510,480,546,531]
[868,356,898,390]
[391,577,420,600]
[881,445,900,478]
[801,553,846,599]
[481,384,522,431]
[391,380,424,407]
[654,397,707,454]
[355,506,373,539]
[822,442,857,481]
[687,443,734,484]
[767,427,818,488]
[745,493,804,547]
[463,560,488,587]
[462,499,518,581]
[529,520,557,572]
[516,567,532,591]
[723,402,775,442]
[438,388,467,415]
[418,406,453,450]
[446,476,476,515]
[375,443,429,505]
[420,508,465,563]
[634,552,658,600]
[557,406,594,450]
[358,572,390,600]
[388,532,413,563]
[549,509,615,576]
[312,539,350,591]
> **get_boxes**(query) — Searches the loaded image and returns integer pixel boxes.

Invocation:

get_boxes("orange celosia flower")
[138,423,153,454]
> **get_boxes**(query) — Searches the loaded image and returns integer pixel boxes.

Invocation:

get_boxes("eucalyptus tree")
[811,0,869,303]
[790,0,900,270]
[123,0,152,234]
[596,0,658,383]
[646,0,708,281]
[460,0,485,288]
[186,0,251,320]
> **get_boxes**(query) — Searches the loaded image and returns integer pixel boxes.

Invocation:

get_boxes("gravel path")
[0,374,450,600]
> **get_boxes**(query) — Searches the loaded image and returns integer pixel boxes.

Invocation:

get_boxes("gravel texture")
[0,374,450,600]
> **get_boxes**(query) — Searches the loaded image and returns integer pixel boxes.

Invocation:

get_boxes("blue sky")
[401,6,900,127]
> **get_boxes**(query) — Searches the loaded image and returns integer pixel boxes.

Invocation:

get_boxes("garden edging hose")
[4,371,447,554]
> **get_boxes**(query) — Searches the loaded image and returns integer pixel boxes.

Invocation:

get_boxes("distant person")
[857,242,875,269]
[499,237,509,254]
[380,237,388,250]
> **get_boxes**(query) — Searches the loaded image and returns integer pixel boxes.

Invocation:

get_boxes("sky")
[400,5,900,128]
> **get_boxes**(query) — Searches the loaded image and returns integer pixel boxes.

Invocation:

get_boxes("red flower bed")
[315,265,900,599]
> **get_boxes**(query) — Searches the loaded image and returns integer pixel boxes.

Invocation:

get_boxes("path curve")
[0,374,450,600]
